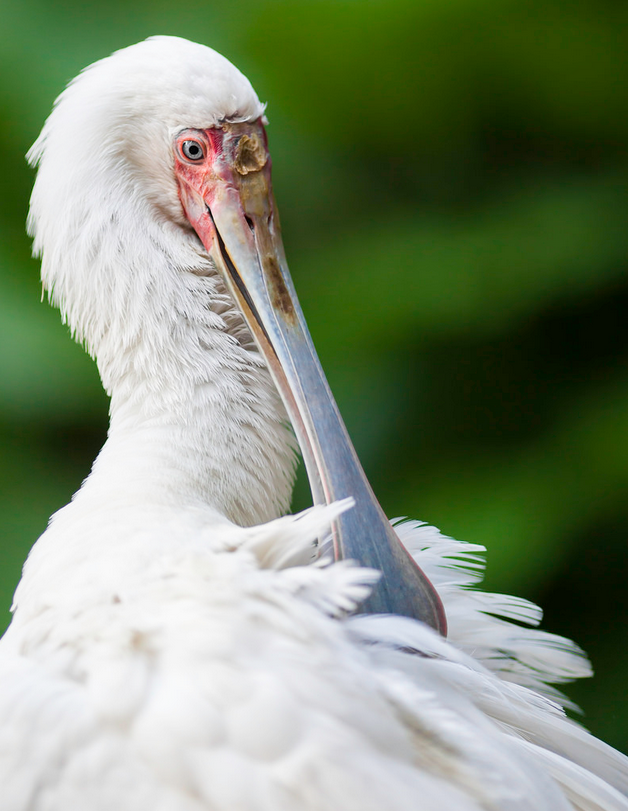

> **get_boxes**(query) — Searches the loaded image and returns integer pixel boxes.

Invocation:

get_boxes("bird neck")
[78,264,297,528]
[30,157,297,526]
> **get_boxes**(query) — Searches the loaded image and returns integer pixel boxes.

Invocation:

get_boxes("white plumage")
[1,36,626,810]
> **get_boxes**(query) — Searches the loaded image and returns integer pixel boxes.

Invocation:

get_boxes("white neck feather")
[22,41,297,585]
[86,247,297,527]
[30,162,296,528]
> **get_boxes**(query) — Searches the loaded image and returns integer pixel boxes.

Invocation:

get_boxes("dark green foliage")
[1,0,626,751]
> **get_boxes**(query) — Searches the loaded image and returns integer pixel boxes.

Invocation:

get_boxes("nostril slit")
[245,215,255,232]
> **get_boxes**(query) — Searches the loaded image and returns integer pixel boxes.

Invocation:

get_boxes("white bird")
[0,35,626,811]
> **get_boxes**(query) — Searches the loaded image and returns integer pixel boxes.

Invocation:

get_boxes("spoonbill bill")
[0,36,626,811]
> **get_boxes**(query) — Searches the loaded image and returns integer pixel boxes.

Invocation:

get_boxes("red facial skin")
[173,120,273,255]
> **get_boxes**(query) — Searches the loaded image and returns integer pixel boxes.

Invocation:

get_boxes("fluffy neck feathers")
[86,236,297,527]
[25,36,296,529]
[30,157,296,527]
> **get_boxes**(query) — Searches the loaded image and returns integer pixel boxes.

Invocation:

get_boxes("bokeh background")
[1,0,627,750]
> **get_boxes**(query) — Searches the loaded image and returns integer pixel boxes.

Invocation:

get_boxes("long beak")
[176,122,446,634]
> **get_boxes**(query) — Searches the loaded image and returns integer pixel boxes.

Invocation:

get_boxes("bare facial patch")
[234,133,267,175]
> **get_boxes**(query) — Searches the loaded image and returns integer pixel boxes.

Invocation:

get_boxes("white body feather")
[1,36,626,810]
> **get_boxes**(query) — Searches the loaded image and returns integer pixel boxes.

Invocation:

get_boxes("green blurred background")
[1,0,627,749]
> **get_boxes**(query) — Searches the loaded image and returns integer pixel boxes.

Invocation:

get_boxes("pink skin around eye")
[174,120,272,258]
[174,129,219,253]
[205,128,225,158]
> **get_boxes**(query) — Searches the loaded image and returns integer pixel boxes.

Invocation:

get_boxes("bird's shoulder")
[0,504,479,811]
[1,504,627,811]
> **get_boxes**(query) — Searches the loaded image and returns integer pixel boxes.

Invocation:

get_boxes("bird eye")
[180,140,205,161]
